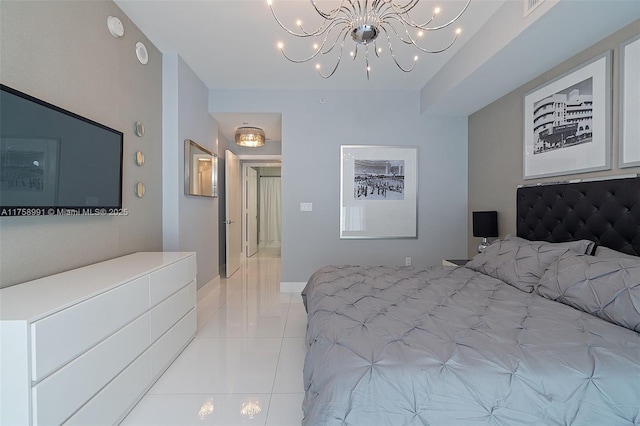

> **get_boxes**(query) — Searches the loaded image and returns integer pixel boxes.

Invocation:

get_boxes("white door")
[225,150,242,278]
[246,167,259,257]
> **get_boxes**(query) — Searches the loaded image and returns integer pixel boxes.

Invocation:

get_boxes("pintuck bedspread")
[301,265,640,425]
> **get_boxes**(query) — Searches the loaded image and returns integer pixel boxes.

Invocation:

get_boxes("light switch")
[300,202,313,212]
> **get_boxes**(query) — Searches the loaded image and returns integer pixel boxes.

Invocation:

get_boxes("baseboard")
[280,281,306,293]
[197,275,220,302]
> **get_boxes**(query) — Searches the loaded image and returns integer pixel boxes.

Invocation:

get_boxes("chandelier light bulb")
[268,0,471,79]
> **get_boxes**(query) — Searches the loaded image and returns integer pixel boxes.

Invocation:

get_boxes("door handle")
[223,220,236,225]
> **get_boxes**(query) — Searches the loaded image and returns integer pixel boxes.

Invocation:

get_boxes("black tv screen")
[0,84,123,216]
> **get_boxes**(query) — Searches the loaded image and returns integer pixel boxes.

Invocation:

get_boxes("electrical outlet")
[300,202,313,212]
[405,257,411,266]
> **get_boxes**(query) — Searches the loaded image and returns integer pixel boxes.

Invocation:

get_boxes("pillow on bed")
[465,237,579,293]
[537,252,640,332]
[505,235,596,255]
[594,246,639,260]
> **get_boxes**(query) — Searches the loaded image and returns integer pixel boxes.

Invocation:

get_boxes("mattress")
[301,265,640,425]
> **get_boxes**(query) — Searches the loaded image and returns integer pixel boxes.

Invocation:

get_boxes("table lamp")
[473,211,498,252]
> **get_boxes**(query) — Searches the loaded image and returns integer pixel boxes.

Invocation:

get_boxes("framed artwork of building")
[340,145,418,239]
[620,35,640,168]
[523,51,612,179]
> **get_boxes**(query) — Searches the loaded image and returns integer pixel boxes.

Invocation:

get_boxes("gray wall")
[0,1,163,288]
[211,89,469,283]
[468,20,640,257]
[162,54,220,289]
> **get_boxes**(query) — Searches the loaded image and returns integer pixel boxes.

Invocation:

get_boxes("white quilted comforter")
[301,265,640,425]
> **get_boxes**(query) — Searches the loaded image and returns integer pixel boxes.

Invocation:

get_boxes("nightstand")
[442,259,469,267]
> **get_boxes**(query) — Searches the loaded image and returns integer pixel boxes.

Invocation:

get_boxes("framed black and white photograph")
[523,51,612,179]
[340,145,417,239]
[620,35,640,168]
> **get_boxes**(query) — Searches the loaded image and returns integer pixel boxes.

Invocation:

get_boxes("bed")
[301,177,640,425]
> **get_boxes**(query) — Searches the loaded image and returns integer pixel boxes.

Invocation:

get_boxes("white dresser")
[0,252,197,425]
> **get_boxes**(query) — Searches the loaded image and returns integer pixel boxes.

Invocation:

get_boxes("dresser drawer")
[32,313,150,425]
[149,256,196,307]
[150,307,196,378]
[150,281,196,343]
[63,351,152,426]
[30,276,149,381]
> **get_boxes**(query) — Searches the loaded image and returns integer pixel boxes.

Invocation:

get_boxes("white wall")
[0,1,163,288]
[163,54,220,289]
[210,89,469,283]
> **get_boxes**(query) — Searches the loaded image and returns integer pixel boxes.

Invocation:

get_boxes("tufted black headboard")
[516,177,640,256]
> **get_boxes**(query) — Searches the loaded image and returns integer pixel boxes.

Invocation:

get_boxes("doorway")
[242,162,281,259]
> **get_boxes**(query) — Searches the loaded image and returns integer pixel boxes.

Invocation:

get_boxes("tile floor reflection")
[122,248,305,425]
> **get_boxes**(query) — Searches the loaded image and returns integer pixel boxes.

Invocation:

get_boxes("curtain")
[259,177,282,247]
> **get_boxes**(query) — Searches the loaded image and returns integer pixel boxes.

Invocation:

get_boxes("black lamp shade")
[473,211,498,237]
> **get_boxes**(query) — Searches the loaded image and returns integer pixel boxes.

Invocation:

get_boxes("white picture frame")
[620,35,640,168]
[523,51,612,179]
[340,145,417,239]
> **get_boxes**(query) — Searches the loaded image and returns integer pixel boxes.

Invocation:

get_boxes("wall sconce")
[473,211,498,252]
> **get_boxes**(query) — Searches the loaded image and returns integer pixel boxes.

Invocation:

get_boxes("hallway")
[122,249,306,425]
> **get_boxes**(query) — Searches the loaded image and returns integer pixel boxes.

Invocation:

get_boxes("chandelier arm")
[309,0,355,20]
[320,24,350,55]
[381,16,421,45]
[390,10,435,29]
[296,16,351,38]
[382,27,417,72]
[384,17,461,53]
[383,15,461,52]
[416,0,471,31]
[317,31,350,79]
[269,1,351,38]
[365,45,370,80]
[297,20,329,37]
[387,0,421,14]
[280,23,348,63]
[269,4,322,37]
[409,29,460,53]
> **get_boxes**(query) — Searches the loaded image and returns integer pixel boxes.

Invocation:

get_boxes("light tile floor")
[121,248,306,426]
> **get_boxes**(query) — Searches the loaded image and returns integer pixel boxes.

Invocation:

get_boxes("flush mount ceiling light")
[267,0,471,79]
[235,127,266,147]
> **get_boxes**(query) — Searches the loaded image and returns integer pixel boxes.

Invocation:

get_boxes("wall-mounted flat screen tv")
[0,84,123,216]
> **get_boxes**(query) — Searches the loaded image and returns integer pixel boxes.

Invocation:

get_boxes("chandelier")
[267,0,471,79]
[235,127,266,147]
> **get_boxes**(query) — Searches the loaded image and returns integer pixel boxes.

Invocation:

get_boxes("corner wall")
[0,1,163,288]
[162,54,220,288]
[467,20,640,257]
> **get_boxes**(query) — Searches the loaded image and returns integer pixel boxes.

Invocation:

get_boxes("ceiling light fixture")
[235,127,266,147]
[267,0,471,79]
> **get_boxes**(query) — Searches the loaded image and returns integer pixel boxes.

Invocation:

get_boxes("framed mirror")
[184,139,218,197]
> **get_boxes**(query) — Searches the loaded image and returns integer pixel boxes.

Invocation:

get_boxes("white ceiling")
[114,0,640,142]
[115,0,503,91]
